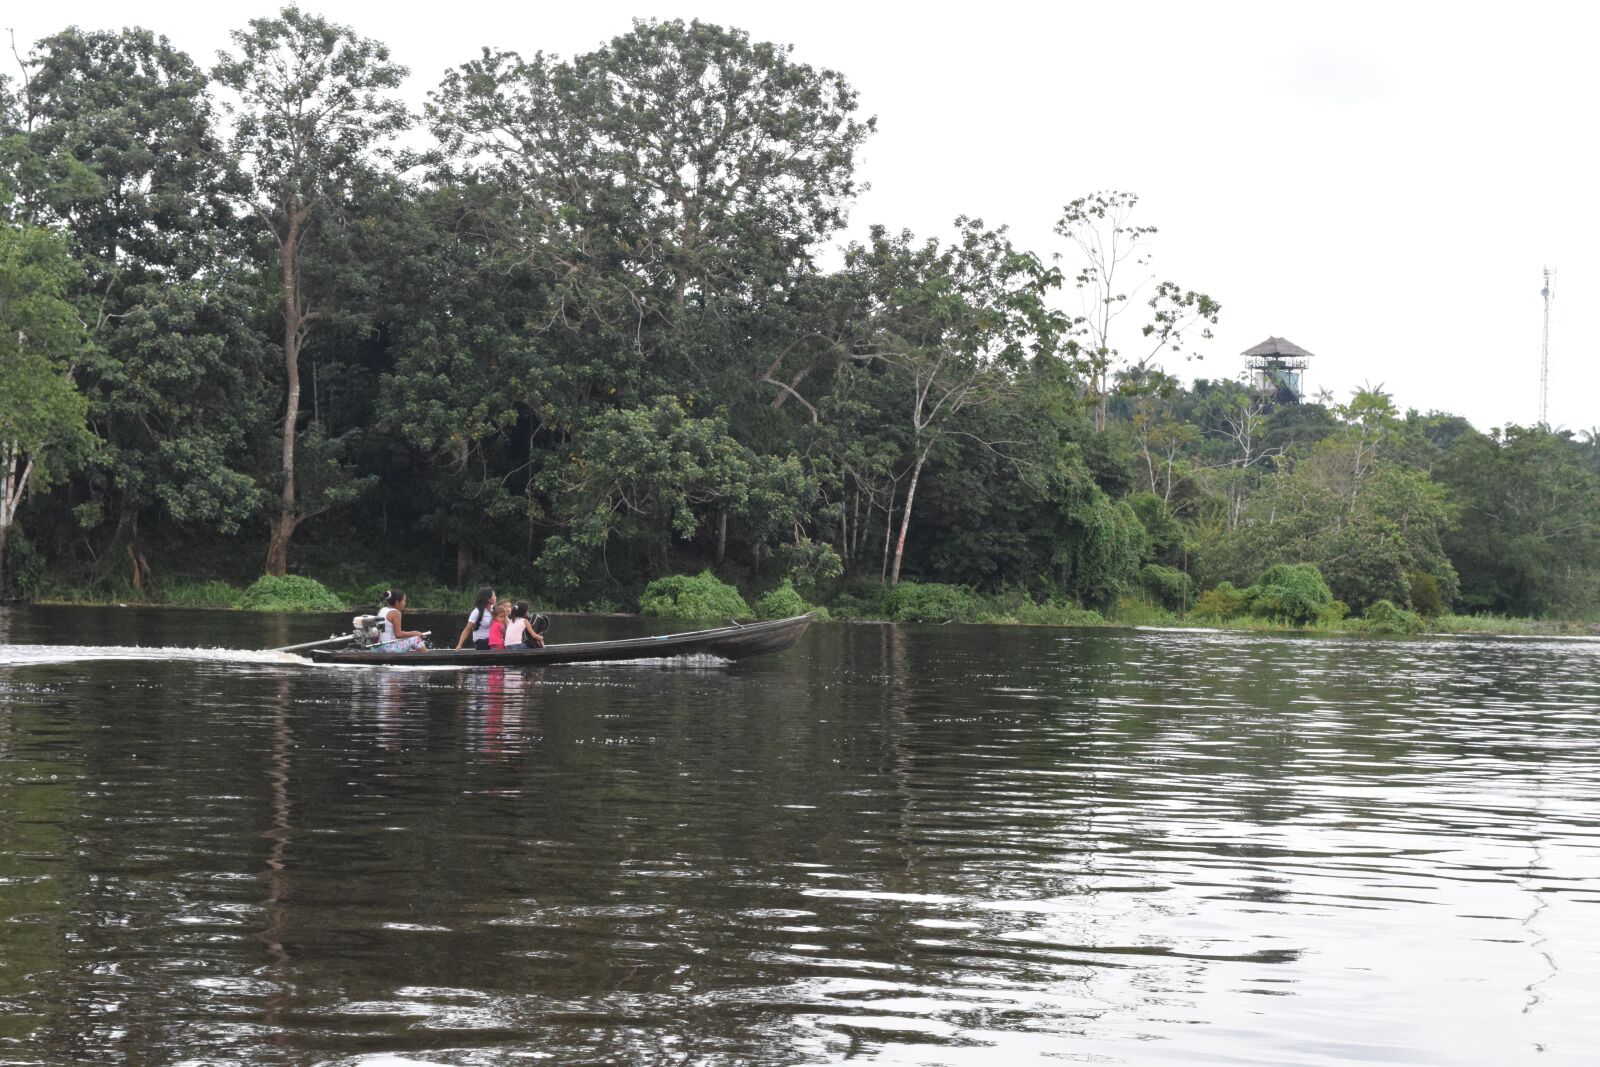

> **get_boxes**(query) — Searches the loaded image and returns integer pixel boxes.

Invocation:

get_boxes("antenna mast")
[1539,268,1555,425]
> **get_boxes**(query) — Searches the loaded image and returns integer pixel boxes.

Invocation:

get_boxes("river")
[1,605,1597,1064]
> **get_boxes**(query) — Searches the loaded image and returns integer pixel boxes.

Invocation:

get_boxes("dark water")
[1,606,1598,1065]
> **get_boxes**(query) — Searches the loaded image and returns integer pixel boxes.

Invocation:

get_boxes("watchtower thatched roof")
[1242,336,1315,360]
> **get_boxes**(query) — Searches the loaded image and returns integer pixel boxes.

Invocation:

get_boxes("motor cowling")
[351,614,384,647]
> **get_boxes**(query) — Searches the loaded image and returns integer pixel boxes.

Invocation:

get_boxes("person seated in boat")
[375,589,427,653]
[486,599,512,649]
[455,587,496,650]
[504,601,545,648]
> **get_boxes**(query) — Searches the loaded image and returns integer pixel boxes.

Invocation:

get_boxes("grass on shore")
[22,576,1594,637]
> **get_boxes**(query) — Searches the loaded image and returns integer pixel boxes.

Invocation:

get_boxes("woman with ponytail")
[455,587,497,650]
[375,589,427,653]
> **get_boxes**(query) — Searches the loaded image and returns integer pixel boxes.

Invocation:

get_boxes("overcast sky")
[10,1,1595,433]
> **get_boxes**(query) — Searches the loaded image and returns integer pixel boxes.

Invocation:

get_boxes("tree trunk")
[715,509,728,565]
[2,443,36,597]
[889,448,930,586]
[265,512,297,577]
[837,499,849,574]
[456,543,472,590]
[880,488,896,584]
[851,490,861,557]
[128,513,151,592]
[266,206,309,577]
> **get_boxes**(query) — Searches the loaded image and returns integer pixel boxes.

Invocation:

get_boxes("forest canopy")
[2,9,1597,621]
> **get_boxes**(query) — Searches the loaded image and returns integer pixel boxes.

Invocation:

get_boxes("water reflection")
[0,613,1597,1064]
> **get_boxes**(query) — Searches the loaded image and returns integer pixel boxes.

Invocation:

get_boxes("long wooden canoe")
[306,613,813,666]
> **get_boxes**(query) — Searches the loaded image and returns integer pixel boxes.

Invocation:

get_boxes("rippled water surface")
[1,605,1598,1065]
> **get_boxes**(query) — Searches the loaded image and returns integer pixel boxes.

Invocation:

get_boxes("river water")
[0,605,1597,1065]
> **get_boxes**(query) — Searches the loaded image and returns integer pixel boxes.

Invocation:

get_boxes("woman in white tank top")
[375,589,426,653]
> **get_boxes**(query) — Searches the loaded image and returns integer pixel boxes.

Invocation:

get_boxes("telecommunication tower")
[1539,268,1555,425]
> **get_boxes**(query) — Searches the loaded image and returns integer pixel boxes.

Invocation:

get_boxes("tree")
[0,220,93,592]
[1055,191,1219,430]
[535,398,812,592]
[842,219,1064,584]
[1436,426,1600,615]
[427,20,873,405]
[4,28,266,587]
[214,5,409,574]
[1202,390,1459,611]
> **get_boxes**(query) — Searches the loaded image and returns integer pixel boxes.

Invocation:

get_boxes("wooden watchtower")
[1242,336,1314,403]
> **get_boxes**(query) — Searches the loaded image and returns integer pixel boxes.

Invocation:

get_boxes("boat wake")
[563,653,733,669]
[0,644,310,669]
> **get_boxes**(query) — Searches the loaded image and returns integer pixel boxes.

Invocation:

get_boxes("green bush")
[240,575,345,613]
[755,579,828,621]
[1408,571,1445,617]
[1008,599,1105,626]
[881,581,991,623]
[329,580,475,612]
[1139,564,1193,611]
[161,580,244,609]
[1247,563,1341,626]
[1192,581,1250,620]
[2,530,46,599]
[1355,599,1426,635]
[638,571,751,621]
[825,591,879,620]
[1110,596,1178,626]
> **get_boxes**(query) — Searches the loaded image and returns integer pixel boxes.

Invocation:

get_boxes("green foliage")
[1192,581,1250,620]
[3,16,1596,628]
[339,580,469,613]
[159,580,244,609]
[1068,495,1149,609]
[1110,596,1179,626]
[539,399,814,593]
[1139,564,1192,611]
[638,571,752,621]
[754,579,827,621]
[1408,571,1444,617]
[7,27,267,570]
[882,582,993,623]
[1007,600,1105,626]
[1247,563,1340,626]
[1435,426,1600,617]
[2,529,46,599]
[1204,418,1459,612]
[1355,599,1426,635]
[239,575,345,613]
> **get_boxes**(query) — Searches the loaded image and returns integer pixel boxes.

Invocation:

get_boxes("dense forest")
[3,9,1598,623]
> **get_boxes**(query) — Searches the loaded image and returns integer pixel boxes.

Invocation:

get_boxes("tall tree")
[0,219,94,593]
[214,5,408,574]
[843,219,1064,584]
[5,28,265,587]
[427,19,873,395]
[1055,191,1219,430]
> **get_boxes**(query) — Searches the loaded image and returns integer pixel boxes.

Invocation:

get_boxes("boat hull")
[306,613,813,666]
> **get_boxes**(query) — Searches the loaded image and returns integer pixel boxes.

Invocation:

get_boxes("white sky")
[11,0,1597,433]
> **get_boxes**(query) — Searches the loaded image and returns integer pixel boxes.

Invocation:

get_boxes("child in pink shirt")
[486,600,511,649]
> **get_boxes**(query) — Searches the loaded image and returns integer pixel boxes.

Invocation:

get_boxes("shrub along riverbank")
[24,569,1596,637]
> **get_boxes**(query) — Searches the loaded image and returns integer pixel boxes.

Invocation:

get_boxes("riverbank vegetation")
[2,10,1597,635]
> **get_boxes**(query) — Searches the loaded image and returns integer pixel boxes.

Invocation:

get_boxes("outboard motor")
[351,614,384,648]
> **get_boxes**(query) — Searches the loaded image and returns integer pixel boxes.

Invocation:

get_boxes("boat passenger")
[505,601,545,648]
[455,587,496,650]
[487,600,511,649]
[375,590,427,653]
